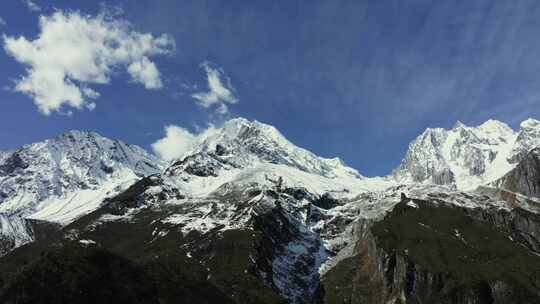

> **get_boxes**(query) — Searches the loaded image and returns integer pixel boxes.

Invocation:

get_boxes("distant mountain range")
[1,118,540,304]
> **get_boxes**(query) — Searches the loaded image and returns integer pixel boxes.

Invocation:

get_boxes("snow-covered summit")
[0,130,164,219]
[520,118,540,129]
[163,118,392,198]
[510,118,540,163]
[394,118,540,190]
[188,118,363,179]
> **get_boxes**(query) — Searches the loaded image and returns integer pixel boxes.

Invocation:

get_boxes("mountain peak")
[520,118,540,129]
[58,129,100,137]
[394,118,520,189]
[452,120,467,129]
[165,117,365,192]
[212,118,290,147]
[0,131,164,220]
[54,130,133,148]
[478,119,513,133]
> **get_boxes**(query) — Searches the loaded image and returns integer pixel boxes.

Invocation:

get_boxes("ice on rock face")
[393,118,540,190]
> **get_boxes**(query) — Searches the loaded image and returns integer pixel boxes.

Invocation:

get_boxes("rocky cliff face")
[320,194,540,304]
[493,148,540,198]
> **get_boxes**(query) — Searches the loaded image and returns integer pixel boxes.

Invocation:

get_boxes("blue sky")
[1,0,540,176]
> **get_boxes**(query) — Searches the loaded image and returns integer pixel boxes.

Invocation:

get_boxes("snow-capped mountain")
[0,130,164,253]
[393,118,540,190]
[168,118,362,178]
[163,118,391,198]
[3,118,540,304]
[0,130,164,218]
[510,118,540,163]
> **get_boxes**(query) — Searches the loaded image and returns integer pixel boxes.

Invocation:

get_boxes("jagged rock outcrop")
[493,148,540,198]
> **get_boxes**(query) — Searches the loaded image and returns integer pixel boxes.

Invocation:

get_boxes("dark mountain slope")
[319,196,540,304]
[0,242,233,304]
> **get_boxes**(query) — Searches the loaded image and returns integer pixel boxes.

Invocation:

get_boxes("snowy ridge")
[0,130,164,253]
[394,118,540,190]
[2,117,538,237]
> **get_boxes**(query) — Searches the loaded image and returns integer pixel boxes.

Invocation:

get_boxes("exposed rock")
[493,148,540,198]
[0,153,28,176]
[432,168,455,185]
[312,193,339,210]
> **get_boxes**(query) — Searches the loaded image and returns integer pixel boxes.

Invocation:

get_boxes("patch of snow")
[79,239,96,245]
[453,229,467,244]
[28,169,139,225]
[406,201,419,208]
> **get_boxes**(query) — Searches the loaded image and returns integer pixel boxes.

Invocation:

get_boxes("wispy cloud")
[0,17,6,26]
[191,62,238,114]
[22,0,41,12]
[3,10,175,115]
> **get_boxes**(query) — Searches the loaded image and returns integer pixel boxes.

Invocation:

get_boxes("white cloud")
[23,0,41,12]
[127,56,162,89]
[0,17,6,26]
[152,124,216,161]
[192,62,238,114]
[3,10,174,115]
